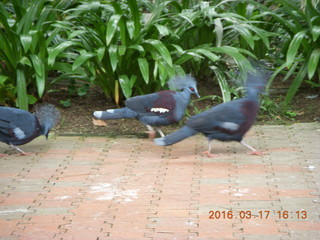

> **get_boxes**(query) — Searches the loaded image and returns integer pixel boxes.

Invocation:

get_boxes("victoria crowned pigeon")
[93,75,200,138]
[154,70,268,157]
[0,103,60,156]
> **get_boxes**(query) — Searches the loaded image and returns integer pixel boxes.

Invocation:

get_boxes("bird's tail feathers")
[93,108,137,120]
[154,126,197,146]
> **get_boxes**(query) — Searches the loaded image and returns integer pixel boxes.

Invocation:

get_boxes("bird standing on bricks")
[154,69,268,157]
[93,75,200,138]
[0,103,60,156]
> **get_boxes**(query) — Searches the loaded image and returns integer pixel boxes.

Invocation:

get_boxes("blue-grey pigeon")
[0,103,60,156]
[154,70,268,157]
[93,75,200,138]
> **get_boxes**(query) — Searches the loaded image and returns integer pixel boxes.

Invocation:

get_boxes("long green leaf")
[20,34,33,53]
[48,41,74,66]
[108,45,118,72]
[311,26,320,42]
[72,51,95,71]
[285,62,308,105]
[214,18,223,47]
[129,75,137,88]
[16,0,45,34]
[213,68,231,102]
[127,0,141,39]
[158,60,168,86]
[30,54,45,97]
[30,54,44,77]
[192,48,220,62]
[119,75,132,98]
[308,48,320,79]
[173,65,186,76]
[126,20,135,40]
[232,25,255,50]
[138,58,149,84]
[286,30,306,68]
[212,46,253,72]
[144,39,172,66]
[155,24,170,36]
[175,52,203,65]
[106,14,122,46]
[35,74,45,98]
[97,47,105,62]
[16,68,28,110]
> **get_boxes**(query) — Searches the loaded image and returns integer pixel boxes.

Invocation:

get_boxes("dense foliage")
[0,0,319,110]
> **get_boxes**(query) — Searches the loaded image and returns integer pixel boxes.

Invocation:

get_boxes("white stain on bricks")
[232,188,250,197]
[90,177,139,202]
[0,209,29,214]
[219,188,251,197]
[54,196,70,200]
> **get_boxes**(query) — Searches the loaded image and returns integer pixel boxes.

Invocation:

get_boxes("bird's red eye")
[189,87,195,91]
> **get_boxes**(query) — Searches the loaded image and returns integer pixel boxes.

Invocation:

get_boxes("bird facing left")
[0,103,60,156]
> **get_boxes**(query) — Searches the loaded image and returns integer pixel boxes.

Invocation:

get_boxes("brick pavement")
[0,122,319,240]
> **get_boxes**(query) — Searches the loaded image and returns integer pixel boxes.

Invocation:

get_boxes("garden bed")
[46,82,320,137]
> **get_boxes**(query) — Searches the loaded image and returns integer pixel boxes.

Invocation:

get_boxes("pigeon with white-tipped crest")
[154,69,269,157]
[93,75,200,138]
[0,103,60,156]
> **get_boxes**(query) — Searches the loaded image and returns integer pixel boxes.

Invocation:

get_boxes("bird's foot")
[0,154,9,157]
[145,130,156,140]
[202,151,220,158]
[145,125,156,140]
[249,150,266,156]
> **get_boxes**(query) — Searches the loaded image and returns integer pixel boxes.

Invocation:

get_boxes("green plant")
[285,110,297,119]
[59,99,72,108]
[259,95,284,119]
[0,75,15,105]
[0,0,84,109]
[262,0,320,104]
[60,0,270,104]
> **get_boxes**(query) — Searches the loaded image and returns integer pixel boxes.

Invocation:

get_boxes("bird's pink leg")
[10,144,33,156]
[0,154,9,157]
[202,140,220,158]
[145,125,156,139]
[240,140,266,156]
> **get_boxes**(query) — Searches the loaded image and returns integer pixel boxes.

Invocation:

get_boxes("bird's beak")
[43,126,50,140]
[195,90,200,98]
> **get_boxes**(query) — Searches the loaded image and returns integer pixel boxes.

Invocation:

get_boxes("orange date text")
[208,210,307,220]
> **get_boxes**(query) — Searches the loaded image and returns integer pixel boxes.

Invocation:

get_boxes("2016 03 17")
[209,210,307,220]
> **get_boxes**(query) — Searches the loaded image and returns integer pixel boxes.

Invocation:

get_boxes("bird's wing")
[0,107,35,140]
[0,108,19,137]
[0,119,13,136]
[187,100,246,134]
[125,90,176,117]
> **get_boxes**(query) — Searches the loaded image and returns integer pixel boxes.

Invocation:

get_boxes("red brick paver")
[0,123,319,240]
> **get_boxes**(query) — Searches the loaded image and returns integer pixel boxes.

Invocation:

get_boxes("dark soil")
[45,80,320,138]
